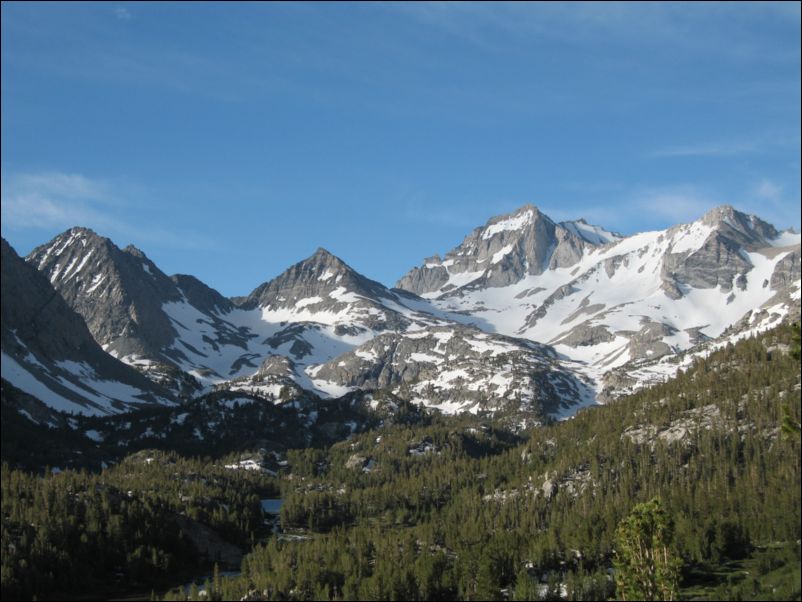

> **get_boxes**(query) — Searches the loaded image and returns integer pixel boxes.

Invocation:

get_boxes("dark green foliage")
[782,323,801,438]
[2,323,800,600]
[613,498,681,600]
[0,450,279,600]
[791,323,801,361]
[0,388,426,474]
[1,383,108,472]
[682,542,801,600]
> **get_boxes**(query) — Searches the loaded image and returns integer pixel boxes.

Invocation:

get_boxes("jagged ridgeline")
[2,322,799,601]
[3,204,800,422]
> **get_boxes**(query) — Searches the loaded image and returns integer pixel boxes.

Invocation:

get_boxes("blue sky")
[2,2,800,296]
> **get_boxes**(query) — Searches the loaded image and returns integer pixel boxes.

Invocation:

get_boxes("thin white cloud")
[650,141,761,158]
[386,2,801,62]
[14,172,116,202]
[745,178,800,230]
[631,188,718,224]
[2,191,115,231]
[754,178,783,201]
[544,186,718,231]
[114,7,131,21]
[650,131,801,159]
[0,171,213,250]
[1,172,122,230]
[629,182,800,231]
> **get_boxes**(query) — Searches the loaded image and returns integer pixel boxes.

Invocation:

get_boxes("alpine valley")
[1,204,800,601]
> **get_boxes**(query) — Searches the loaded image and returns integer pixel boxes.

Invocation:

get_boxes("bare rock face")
[399,258,450,294]
[244,248,388,308]
[345,454,368,470]
[552,323,615,347]
[397,205,617,297]
[26,228,183,359]
[311,324,594,416]
[522,283,578,331]
[598,370,639,403]
[171,273,234,315]
[256,354,296,379]
[2,237,173,414]
[661,206,782,293]
[662,232,752,292]
[3,237,100,361]
[242,247,412,333]
[766,247,802,323]
[24,228,258,395]
[627,320,677,361]
[770,247,801,290]
[700,205,778,248]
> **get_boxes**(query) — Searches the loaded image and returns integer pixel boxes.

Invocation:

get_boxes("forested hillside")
[2,323,800,601]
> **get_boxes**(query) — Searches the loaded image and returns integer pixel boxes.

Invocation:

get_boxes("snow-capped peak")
[699,205,778,244]
[559,218,622,245]
[481,204,546,240]
[397,204,606,297]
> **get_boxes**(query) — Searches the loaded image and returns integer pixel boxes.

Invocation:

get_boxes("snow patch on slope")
[482,210,534,239]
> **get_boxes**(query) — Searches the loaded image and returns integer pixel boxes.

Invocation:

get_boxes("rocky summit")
[397,204,622,296]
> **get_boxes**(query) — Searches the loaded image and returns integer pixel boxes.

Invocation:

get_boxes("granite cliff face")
[397,205,621,297]
[660,206,781,295]
[2,238,174,415]
[171,274,235,316]
[27,228,182,359]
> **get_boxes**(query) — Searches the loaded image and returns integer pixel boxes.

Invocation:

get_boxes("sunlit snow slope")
[398,205,800,397]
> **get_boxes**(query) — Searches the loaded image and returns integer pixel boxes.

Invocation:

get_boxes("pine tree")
[791,323,801,361]
[613,498,681,601]
[781,323,801,437]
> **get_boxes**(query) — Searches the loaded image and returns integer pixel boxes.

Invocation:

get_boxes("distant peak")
[244,244,385,309]
[122,244,147,259]
[509,203,545,218]
[701,204,739,224]
[489,205,538,224]
[55,226,106,245]
[68,226,99,237]
[697,205,779,243]
[310,247,351,265]
[45,227,111,251]
[559,217,622,245]
[296,247,354,276]
[30,227,107,258]
[312,247,336,259]
[700,204,751,228]
[480,204,551,240]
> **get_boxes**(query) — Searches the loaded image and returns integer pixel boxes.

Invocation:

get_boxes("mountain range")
[2,204,799,423]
